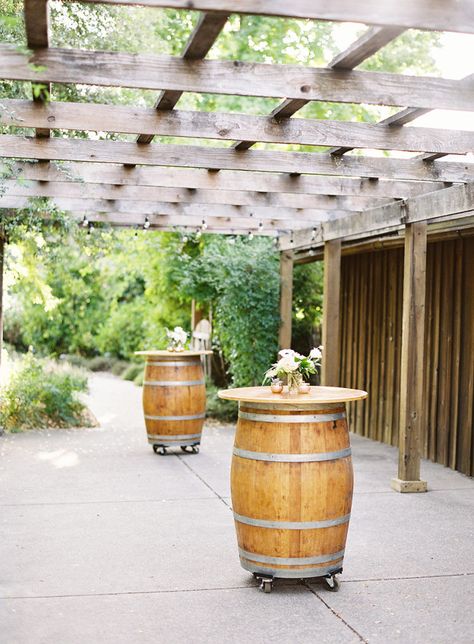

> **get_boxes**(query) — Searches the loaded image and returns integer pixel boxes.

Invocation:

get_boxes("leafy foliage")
[0,352,89,431]
[161,234,280,386]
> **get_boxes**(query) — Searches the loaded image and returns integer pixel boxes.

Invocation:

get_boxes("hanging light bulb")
[182,235,188,243]
[248,230,254,240]
[87,222,94,235]
[290,233,294,246]
[143,216,150,230]
[274,234,280,247]
[201,218,208,231]
[258,221,264,231]
[195,227,202,239]
[228,235,236,245]
[311,227,317,241]
[309,248,315,256]
[81,215,89,228]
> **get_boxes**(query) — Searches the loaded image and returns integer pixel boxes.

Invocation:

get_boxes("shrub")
[122,363,143,382]
[0,353,89,432]
[61,354,91,369]
[110,360,131,376]
[133,370,144,386]
[205,382,238,422]
[87,356,116,372]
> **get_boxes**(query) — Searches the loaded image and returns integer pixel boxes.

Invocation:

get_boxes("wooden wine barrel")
[136,351,212,452]
[219,386,367,583]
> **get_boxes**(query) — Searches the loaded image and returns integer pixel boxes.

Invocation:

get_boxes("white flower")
[166,326,188,344]
[278,349,296,358]
[265,367,278,379]
[276,354,299,373]
[309,347,322,360]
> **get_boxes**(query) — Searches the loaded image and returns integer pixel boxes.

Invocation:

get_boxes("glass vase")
[287,372,303,394]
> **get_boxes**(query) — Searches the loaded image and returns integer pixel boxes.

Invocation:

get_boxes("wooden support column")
[321,239,341,386]
[278,251,293,350]
[391,222,428,493]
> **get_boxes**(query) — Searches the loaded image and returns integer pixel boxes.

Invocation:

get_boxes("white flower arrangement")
[264,347,323,391]
[166,326,189,351]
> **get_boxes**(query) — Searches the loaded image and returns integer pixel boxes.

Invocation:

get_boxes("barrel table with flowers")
[218,385,367,592]
[136,350,213,455]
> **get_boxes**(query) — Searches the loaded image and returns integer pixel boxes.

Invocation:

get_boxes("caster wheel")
[259,578,273,593]
[153,445,167,455]
[180,445,200,454]
[323,575,340,592]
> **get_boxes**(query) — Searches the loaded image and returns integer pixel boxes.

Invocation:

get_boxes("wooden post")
[391,222,428,493]
[321,239,341,386]
[278,251,293,349]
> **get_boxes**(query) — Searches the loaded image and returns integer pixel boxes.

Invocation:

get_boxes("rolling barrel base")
[152,442,200,455]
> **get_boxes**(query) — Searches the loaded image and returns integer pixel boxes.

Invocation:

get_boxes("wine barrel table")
[136,350,213,455]
[218,385,367,593]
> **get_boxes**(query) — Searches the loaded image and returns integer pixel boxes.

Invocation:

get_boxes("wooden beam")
[137,12,229,144]
[0,194,328,226]
[2,178,389,211]
[391,221,428,492]
[278,251,294,349]
[24,0,50,138]
[321,239,341,386]
[1,136,472,184]
[281,183,474,249]
[234,25,405,150]
[3,46,474,115]
[0,208,279,234]
[4,100,473,155]
[58,0,474,35]
[330,72,474,156]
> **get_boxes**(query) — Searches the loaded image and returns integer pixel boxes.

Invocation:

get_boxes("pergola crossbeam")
[280,183,474,249]
[3,46,474,114]
[1,136,472,185]
[1,178,391,212]
[57,0,474,35]
[3,99,474,155]
[136,11,229,145]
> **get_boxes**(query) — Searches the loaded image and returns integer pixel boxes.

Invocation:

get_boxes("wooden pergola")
[1,0,474,490]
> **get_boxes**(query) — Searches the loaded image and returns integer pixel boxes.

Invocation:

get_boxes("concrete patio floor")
[1,374,473,644]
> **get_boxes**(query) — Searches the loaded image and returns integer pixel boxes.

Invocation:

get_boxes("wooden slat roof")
[1,0,473,245]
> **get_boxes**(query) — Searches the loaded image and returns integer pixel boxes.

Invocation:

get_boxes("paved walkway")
[1,374,473,644]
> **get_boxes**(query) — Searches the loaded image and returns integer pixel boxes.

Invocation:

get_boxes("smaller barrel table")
[218,385,367,592]
[136,350,212,455]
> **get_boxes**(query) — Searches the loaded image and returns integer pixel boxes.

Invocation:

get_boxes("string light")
[258,221,264,231]
[143,216,150,230]
[201,218,208,231]
[81,215,89,228]
[195,227,202,239]
[248,230,254,240]
[290,233,294,246]
[87,222,94,235]
[311,227,317,241]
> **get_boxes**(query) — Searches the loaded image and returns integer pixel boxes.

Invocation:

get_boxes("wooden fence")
[339,235,474,476]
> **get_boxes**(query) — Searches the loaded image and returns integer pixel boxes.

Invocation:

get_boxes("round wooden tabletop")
[135,350,213,357]
[218,385,367,405]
